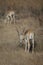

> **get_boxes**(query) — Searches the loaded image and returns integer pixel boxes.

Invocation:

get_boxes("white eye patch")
[29,33,34,39]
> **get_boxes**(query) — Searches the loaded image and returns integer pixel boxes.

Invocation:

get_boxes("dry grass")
[0,0,43,14]
[0,0,43,9]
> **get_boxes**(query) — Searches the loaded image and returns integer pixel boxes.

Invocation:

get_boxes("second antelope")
[5,10,15,24]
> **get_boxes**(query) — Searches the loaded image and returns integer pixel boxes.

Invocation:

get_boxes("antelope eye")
[12,15,13,17]
[23,39,24,40]
[8,16,10,18]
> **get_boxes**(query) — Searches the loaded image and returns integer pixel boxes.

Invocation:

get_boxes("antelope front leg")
[32,39,34,53]
[28,40,30,52]
[25,42,27,52]
[25,39,27,52]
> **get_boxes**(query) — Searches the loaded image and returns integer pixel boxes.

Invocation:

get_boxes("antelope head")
[15,25,25,46]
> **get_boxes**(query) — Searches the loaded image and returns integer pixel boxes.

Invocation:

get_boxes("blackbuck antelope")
[5,10,15,24]
[15,25,34,53]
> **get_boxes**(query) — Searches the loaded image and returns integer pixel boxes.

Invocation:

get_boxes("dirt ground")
[0,17,43,65]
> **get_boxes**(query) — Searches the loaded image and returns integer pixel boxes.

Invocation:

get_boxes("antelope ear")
[16,27,20,36]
